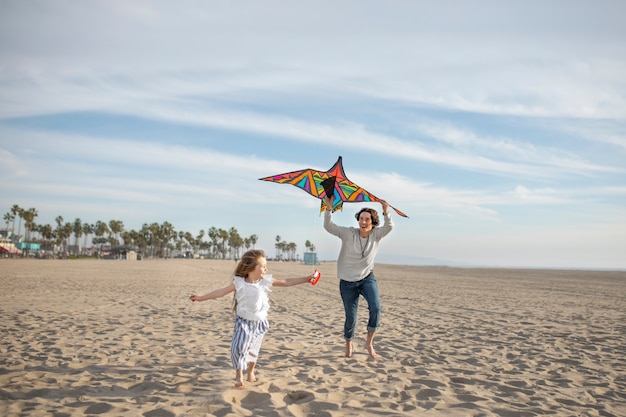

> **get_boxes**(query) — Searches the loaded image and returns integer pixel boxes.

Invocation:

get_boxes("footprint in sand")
[284,390,314,404]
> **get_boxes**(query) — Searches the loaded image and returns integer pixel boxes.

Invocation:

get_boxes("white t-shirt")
[233,274,273,321]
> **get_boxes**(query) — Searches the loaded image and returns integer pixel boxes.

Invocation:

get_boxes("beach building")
[110,246,139,261]
[0,241,22,257]
[303,252,319,265]
[16,242,41,252]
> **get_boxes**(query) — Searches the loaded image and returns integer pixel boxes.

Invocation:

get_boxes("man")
[323,195,394,359]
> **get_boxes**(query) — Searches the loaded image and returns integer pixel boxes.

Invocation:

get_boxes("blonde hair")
[234,249,266,278]
[232,249,266,312]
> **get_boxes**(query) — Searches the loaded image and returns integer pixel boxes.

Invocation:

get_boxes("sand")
[1,259,625,417]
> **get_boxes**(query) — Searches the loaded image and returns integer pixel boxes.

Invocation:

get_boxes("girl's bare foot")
[235,370,244,387]
[246,362,257,383]
[345,341,354,358]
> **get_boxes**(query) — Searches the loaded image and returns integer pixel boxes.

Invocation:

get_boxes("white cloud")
[2,1,625,120]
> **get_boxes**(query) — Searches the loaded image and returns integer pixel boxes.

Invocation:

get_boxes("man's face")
[358,212,373,233]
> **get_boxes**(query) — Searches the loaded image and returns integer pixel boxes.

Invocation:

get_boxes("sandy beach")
[1,259,625,416]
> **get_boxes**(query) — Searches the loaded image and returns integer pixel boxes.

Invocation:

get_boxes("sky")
[1,1,625,269]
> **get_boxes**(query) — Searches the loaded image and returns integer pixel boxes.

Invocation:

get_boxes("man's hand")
[324,195,334,211]
[380,200,389,215]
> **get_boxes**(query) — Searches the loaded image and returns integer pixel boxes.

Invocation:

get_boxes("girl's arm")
[190,282,235,302]
[273,273,316,287]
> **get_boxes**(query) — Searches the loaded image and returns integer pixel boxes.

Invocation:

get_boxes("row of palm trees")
[3,204,311,260]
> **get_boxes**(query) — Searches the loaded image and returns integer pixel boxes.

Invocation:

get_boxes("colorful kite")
[259,156,408,217]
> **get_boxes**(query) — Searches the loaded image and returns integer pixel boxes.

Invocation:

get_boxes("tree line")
[3,204,315,260]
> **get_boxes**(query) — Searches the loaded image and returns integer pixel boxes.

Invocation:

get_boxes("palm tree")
[37,223,55,250]
[53,216,65,256]
[147,222,160,257]
[121,230,132,247]
[94,220,110,257]
[13,205,24,242]
[159,221,175,258]
[109,220,124,247]
[228,227,243,260]
[218,228,229,259]
[22,208,37,238]
[10,204,21,241]
[208,227,219,258]
[249,234,258,249]
[183,231,194,256]
[196,229,205,257]
[3,211,14,237]
[200,239,212,256]
[275,235,281,260]
[140,223,152,257]
[288,242,297,261]
[22,208,38,256]
[128,230,143,256]
[62,222,73,255]
[176,231,185,256]
[73,218,83,255]
[82,223,93,254]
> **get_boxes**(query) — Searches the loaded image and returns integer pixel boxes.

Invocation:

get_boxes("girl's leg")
[247,362,257,383]
[340,280,359,357]
[245,336,262,383]
[244,319,268,383]
[231,317,253,373]
[235,369,244,387]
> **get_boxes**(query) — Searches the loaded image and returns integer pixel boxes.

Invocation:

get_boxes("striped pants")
[231,315,269,370]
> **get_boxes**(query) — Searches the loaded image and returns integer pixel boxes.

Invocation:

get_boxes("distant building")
[110,246,139,261]
[303,252,319,265]
[16,242,41,252]
[0,241,22,256]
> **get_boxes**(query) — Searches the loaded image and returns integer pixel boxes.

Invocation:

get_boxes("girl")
[189,249,320,387]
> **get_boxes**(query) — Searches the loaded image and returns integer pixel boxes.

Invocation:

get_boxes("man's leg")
[340,280,359,357]
[360,275,381,359]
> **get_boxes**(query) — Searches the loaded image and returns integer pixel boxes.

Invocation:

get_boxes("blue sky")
[1,1,625,269]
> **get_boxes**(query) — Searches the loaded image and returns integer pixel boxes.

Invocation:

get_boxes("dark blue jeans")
[339,273,381,340]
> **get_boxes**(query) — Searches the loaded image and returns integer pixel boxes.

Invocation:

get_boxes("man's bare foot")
[345,341,354,358]
[365,343,378,359]
[235,378,244,388]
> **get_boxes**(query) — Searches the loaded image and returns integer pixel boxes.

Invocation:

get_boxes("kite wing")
[259,156,408,218]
